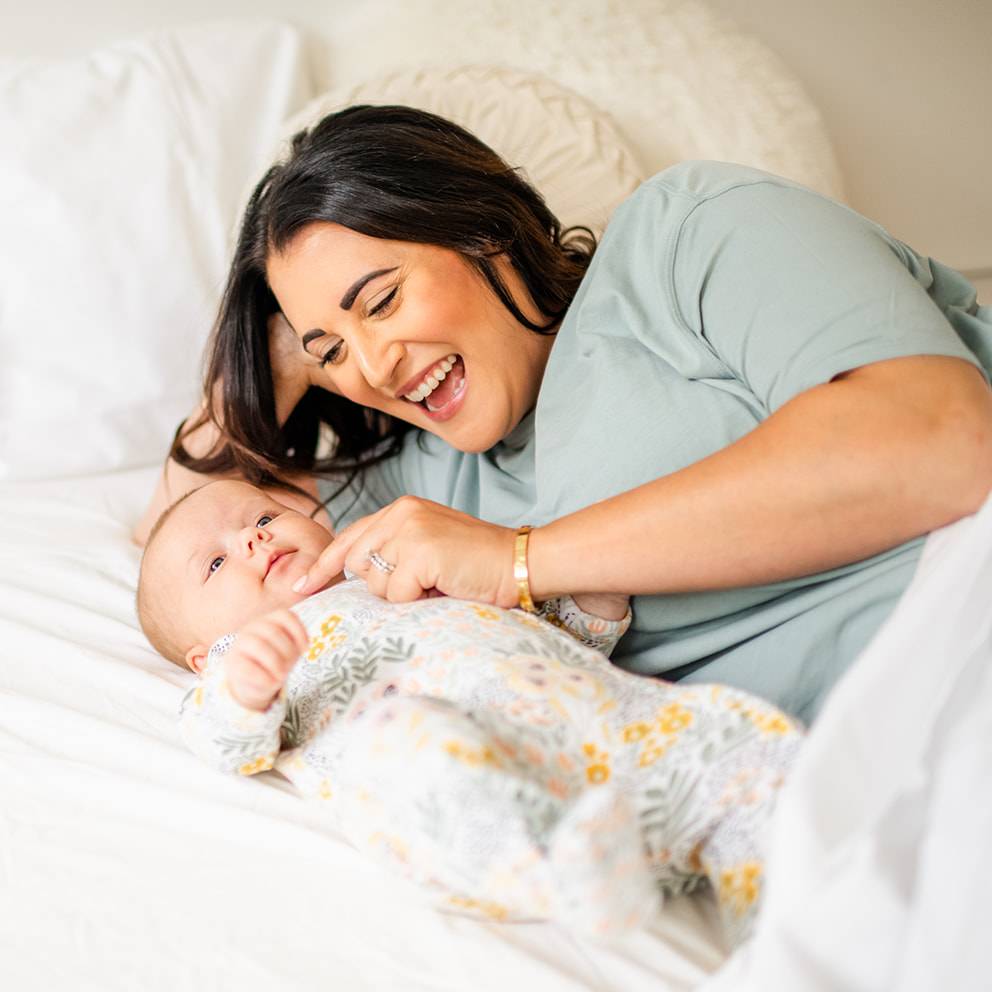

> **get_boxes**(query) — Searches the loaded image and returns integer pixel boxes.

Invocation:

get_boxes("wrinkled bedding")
[0,468,727,991]
[2,470,989,990]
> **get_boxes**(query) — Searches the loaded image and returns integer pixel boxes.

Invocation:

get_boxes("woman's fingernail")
[293,575,308,593]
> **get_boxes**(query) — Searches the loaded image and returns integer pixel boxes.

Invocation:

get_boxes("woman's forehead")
[269,222,402,274]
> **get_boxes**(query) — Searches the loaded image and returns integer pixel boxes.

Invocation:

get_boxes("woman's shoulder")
[608,160,844,236]
[633,160,816,206]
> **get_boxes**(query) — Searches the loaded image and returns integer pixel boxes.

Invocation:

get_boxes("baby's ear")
[185,644,209,674]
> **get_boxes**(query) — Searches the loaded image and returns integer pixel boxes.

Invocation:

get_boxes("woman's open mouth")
[403,354,467,422]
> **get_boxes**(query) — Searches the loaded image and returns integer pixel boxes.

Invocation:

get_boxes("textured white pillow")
[276,65,646,237]
[313,0,844,201]
[0,19,312,480]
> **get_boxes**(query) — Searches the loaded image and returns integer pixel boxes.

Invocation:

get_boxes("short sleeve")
[319,459,403,532]
[672,180,986,413]
[318,427,482,530]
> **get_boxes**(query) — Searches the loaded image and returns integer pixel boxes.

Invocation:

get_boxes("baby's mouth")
[265,550,293,579]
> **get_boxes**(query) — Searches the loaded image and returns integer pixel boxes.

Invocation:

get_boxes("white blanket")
[703,492,992,992]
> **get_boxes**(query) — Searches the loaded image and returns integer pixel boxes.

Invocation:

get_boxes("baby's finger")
[251,622,304,674]
[227,655,282,710]
[266,609,309,654]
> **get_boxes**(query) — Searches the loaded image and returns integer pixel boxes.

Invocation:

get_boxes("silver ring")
[367,550,396,575]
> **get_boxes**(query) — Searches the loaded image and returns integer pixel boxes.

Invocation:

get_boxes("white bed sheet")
[3,467,990,990]
[0,468,728,991]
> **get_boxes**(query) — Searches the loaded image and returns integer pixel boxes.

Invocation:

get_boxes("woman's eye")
[208,556,224,575]
[368,287,398,318]
[319,341,344,367]
[257,514,274,527]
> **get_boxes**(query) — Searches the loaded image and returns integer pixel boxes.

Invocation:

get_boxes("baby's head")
[137,480,340,673]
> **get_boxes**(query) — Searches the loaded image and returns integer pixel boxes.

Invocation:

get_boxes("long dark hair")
[172,104,596,507]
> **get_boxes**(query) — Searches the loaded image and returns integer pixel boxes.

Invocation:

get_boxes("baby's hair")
[136,487,205,669]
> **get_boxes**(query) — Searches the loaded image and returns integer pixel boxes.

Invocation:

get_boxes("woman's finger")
[358,536,401,599]
[294,510,387,595]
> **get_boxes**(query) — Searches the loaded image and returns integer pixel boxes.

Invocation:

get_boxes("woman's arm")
[293,354,992,605]
[527,354,992,600]
[133,314,325,545]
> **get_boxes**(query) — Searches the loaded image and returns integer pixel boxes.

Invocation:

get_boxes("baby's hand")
[223,609,309,711]
[571,593,630,621]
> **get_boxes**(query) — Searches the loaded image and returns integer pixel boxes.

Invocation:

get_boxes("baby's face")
[148,480,338,661]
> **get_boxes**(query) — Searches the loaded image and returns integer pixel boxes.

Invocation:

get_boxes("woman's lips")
[421,358,468,422]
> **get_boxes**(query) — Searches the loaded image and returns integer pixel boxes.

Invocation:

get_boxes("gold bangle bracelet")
[513,525,538,613]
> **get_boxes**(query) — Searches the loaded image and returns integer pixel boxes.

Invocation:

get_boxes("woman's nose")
[352,332,405,391]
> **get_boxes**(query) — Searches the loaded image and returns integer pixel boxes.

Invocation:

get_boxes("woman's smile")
[401,355,468,421]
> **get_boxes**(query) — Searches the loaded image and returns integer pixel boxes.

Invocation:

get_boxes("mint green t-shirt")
[321,162,991,721]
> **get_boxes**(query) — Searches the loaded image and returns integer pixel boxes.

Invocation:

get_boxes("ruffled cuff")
[537,596,632,656]
[178,632,287,775]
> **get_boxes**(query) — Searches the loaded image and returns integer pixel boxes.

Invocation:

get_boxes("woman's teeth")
[405,355,457,403]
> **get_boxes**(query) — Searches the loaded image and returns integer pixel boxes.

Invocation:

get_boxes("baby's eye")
[208,556,225,575]
[257,514,274,527]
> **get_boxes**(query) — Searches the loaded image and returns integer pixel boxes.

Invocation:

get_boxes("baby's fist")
[223,609,309,711]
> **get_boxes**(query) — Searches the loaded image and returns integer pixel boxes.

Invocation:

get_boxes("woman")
[137,105,992,722]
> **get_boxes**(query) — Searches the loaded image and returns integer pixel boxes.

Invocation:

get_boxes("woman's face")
[266,223,556,453]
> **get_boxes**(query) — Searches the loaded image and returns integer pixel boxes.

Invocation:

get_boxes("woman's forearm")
[133,406,230,545]
[528,356,992,599]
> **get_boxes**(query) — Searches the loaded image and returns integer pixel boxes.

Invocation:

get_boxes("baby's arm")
[178,609,307,776]
[538,594,632,656]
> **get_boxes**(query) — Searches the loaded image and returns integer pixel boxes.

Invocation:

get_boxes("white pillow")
[276,65,646,237]
[0,19,312,481]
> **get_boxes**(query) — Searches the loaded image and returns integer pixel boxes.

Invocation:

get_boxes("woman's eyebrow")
[339,267,398,310]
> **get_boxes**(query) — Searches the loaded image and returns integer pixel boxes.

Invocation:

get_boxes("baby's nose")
[239,525,271,555]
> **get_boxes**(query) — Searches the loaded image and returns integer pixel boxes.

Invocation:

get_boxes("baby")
[138,479,803,945]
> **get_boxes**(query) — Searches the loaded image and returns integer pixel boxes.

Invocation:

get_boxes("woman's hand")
[293,497,521,607]
[268,311,318,424]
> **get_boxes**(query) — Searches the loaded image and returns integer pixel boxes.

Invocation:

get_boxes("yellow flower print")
[238,753,275,776]
[318,779,333,800]
[622,721,652,743]
[306,639,325,661]
[443,740,502,769]
[193,686,204,708]
[719,862,763,917]
[471,605,500,621]
[447,894,509,921]
[754,712,793,736]
[319,614,342,637]
[657,702,693,736]
[638,737,670,767]
[582,742,611,784]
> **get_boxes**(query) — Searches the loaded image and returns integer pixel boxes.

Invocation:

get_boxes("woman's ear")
[185,644,209,674]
